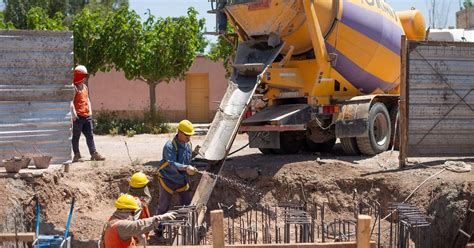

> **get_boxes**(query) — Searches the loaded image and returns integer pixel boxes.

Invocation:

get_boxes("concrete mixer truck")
[197,0,427,161]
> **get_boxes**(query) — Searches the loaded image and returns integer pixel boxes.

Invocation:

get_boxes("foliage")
[71,7,110,76]
[464,0,473,8]
[126,129,137,137]
[104,7,207,112]
[207,24,237,77]
[94,110,173,136]
[26,7,67,30]
[0,11,15,29]
[2,0,128,29]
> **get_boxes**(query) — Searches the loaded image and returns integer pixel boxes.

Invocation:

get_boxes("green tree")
[207,24,237,77]
[104,7,207,113]
[0,11,15,29]
[2,0,127,29]
[26,7,67,30]
[464,0,473,8]
[208,34,237,77]
[72,7,110,76]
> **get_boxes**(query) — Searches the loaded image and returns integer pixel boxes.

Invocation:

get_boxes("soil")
[0,133,473,247]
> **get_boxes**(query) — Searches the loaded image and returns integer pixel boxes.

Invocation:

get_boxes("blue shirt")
[158,136,192,187]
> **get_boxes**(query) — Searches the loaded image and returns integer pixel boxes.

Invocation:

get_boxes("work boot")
[72,153,82,163]
[91,152,105,161]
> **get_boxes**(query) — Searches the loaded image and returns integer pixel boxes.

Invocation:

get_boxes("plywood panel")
[405,41,474,157]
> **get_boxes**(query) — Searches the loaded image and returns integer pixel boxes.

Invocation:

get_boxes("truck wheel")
[356,103,391,155]
[341,138,360,155]
[306,138,336,152]
[389,102,400,150]
[274,131,303,154]
[258,148,274,155]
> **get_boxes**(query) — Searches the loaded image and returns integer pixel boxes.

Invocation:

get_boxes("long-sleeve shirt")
[158,136,192,187]
[114,215,159,241]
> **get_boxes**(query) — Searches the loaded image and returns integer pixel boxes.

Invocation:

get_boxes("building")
[457,6,474,29]
[428,28,474,41]
[88,56,227,123]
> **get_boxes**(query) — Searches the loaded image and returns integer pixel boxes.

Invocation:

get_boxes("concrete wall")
[88,56,227,122]
[456,7,474,29]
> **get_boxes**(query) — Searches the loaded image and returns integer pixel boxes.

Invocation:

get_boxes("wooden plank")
[0,232,35,242]
[211,210,225,248]
[399,36,408,168]
[356,215,371,248]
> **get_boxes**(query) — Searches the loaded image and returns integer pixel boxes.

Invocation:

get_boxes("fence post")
[399,35,408,168]
[211,209,225,248]
[357,215,371,248]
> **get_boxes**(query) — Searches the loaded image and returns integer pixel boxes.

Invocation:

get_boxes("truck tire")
[274,131,303,154]
[341,138,360,155]
[258,148,274,155]
[356,103,391,155]
[389,102,400,150]
[306,138,336,152]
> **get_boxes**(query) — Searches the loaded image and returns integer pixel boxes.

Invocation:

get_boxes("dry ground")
[0,133,472,247]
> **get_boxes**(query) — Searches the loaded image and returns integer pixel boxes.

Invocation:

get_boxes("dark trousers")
[216,2,227,32]
[72,116,97,156]
[156,183,192,215]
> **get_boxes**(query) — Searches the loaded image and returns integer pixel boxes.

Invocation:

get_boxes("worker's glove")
[156,211,177,221]
[186,166,198,176]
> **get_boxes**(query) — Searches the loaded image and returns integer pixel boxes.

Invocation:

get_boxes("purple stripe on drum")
[341,0,403,55]
[326,43,394,94]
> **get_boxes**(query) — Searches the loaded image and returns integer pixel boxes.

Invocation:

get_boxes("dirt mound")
[0,134,472,247]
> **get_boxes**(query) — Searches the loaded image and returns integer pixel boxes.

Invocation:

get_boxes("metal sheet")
[0,30,73,164]
[197,41,283,161]
[242,104,309,125]
[406,41,474,157]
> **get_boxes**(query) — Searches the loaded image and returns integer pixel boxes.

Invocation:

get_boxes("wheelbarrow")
[33,195,75,248]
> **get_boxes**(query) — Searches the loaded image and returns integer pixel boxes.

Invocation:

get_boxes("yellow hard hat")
[178,120,195,136]
[129,172,149,188]
[115,194,139,210]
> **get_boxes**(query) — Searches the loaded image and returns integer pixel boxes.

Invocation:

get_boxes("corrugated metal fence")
[0,30,73,164]
[401,40,474,158]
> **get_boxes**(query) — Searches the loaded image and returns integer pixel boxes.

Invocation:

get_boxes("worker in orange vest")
[71,65,105,163]
[128,172,152,243]
[100,194,176,248]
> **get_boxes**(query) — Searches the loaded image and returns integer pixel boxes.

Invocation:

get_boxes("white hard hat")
[74,65,88,74]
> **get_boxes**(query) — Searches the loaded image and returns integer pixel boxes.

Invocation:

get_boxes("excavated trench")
[0,158,472,247]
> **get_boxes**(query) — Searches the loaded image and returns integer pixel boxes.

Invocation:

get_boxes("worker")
[156,120,199,216]
[100,194,177,248]
[71,65,105,163]
[216,0,228,34]
[128,172,152,243]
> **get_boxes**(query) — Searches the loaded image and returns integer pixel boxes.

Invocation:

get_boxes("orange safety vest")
[103,217,137,248]
[73,84,90,117]
[135,197,151,240]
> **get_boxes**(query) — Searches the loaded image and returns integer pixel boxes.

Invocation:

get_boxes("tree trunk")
[148,81,158,114]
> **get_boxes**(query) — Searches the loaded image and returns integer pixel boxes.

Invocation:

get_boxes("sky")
[0,0,461,38]
[128,0,461,44]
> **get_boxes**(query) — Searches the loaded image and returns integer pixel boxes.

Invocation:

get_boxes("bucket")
[2,159,24,173]
[21,157,31,169]
[34,156,52,169]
